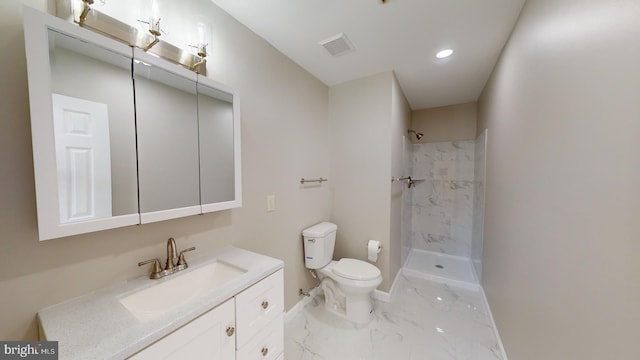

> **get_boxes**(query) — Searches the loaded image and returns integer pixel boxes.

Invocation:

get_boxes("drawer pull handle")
[226,326,235,336]
[261,300,269,309]
[261,347,269,357]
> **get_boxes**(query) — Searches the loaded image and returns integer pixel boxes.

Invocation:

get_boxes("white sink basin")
[120,261,246,321]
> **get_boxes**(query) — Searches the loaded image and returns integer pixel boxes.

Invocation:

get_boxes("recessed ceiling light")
[435,49,454,59]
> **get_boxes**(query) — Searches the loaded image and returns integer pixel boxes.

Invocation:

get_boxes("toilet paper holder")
[366,240,382,250]
[367,240,382,262]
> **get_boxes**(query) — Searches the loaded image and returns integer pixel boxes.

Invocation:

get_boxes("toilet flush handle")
[307,238,316,243]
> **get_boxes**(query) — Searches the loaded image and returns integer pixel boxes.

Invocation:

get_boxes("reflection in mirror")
[48,29,138,223]
[134,57,200,215]
[197,83,235,204]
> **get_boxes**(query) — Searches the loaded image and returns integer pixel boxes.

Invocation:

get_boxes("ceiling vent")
[319,33,355,57]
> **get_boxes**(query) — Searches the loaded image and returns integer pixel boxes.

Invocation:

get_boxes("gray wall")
[478,0,640,358]
[328,71,409,292]
[389,76,412,284]
[1,0,329,340]
[411,102,477,143]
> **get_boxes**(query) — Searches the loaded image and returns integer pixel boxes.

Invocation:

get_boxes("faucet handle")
[138,258,164,279]
[176,247,196,270]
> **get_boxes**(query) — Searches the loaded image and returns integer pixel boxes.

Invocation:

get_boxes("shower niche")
[23,7,241,240]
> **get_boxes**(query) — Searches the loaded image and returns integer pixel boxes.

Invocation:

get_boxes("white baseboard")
[479,286,509,360]
[284,285,322,323]
[372,268,402,303]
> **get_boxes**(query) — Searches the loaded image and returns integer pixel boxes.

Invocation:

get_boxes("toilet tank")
[302,222,337,269]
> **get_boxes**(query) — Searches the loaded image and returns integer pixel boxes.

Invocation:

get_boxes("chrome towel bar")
[300,177,328,184]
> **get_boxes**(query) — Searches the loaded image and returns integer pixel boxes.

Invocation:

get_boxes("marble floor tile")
[284,273,503,360]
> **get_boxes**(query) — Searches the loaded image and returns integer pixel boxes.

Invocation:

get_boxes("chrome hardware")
[309,269,318,279]
[261,347,269,357]
[307,238,316,243]
[300,177,327,184]
[299,288,311,297]
[226,326,235,337]
[138,258,163,279]
[138,238,196,279]
[261,301,269,309]
[392,176,416,188]
[176,247,196,271]
[165,237,178,272]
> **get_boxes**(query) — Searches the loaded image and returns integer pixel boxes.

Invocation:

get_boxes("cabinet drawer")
[235,269,284,347]
[237,314,283,360]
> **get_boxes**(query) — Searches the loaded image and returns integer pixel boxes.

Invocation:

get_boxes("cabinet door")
[128,299,235,360]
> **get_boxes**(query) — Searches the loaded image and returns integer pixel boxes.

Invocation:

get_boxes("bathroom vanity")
[37,247,284,360]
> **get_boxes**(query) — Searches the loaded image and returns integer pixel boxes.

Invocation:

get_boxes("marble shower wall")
[471,130,487,279]
[410,141,475,257]
[401,136,414,266]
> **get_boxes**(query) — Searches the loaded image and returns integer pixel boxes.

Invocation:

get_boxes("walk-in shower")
[401,130,487,289]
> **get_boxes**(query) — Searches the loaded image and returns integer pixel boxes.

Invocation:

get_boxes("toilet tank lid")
[302,222,337,237]
[333,258,381,280]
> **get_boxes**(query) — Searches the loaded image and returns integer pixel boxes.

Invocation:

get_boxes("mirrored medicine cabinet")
[23,7,241,240]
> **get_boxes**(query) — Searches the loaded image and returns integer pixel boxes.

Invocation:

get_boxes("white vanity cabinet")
[128,269,284,360]
[235,269,284,360]
[128,299,235,360]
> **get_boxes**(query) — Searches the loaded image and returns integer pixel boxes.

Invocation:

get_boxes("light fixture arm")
[137,18,163,51]
[189,43,208,58]
[78,0,94,26]
[188,43,208,72]
[143,33,160,51]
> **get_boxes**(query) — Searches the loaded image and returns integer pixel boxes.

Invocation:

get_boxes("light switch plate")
[266,195,276,212]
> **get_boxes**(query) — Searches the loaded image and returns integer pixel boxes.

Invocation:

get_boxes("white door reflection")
[52,93,112,223]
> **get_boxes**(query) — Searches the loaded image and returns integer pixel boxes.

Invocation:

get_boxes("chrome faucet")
[165,237,178,272]
[138,238,196,279]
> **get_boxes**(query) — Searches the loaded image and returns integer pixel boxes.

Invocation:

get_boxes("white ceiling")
[209,0,525,110]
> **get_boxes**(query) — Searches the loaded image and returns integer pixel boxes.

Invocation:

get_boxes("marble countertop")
[37,246,284,360]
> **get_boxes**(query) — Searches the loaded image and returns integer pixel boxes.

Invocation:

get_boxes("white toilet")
[302,222,382,324]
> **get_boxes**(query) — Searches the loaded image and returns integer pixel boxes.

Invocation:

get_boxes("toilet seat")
[332,258,381,281]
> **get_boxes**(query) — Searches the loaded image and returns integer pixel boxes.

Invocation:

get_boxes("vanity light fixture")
[189,20,210,71]
[435,48,454,59]
[137,0,163,51]
[67,0,205,73]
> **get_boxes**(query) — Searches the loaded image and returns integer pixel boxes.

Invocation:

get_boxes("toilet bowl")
[302,222,383,324]
[317,259,382,323]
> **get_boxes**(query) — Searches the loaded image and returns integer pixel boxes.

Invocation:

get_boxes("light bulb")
[197,22,207,45]
[150,0,160,20]
[435,49,454,59]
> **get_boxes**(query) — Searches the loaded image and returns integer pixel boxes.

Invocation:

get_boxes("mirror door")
[133,49,201,223]
[24,7,139,240]
[197,77,242,212]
